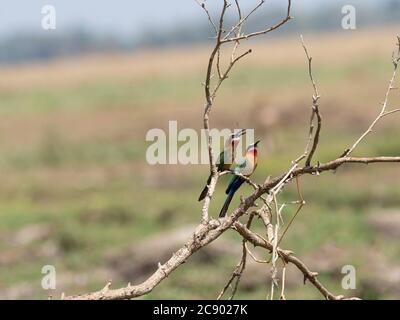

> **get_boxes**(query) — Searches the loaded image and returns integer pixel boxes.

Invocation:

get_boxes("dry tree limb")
[226,0,264,42]
[260,156,400,194]
[227,171,259,190]
[269,221,279,300]
[217,213,255,300]
[234,222,341,300]
[300,36,322,167]
[277,176,305,246]
[263,37,319,273]
[257,204,275,242]
[342,37,400,157]
[273,37,321,249]
[64,1,400,300]
[200,0,253,223]
[212,48,253,97]
[195,0,218,35]
[200,0,293,223]
[244,242,270,264]
[222,0,292,43]
[65,155,400,300]
[280,267,287,300]
[200,0,230,223]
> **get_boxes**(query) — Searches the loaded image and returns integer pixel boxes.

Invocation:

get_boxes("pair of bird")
[198,129,260,217]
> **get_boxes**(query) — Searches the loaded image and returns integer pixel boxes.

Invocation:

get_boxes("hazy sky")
[0,0,377,38]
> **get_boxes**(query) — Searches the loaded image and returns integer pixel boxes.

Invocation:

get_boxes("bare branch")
[224,0,265,41]
[195,0,218,35]
[62,1,400,301]
[222,0,292,43]
[382,108,400,117]
[223,169,259,190]
[217,213,255,300]
[211,48,253,98]
[65,154,400,300]
[234,222,341,300]
[201,0,229,223]
[245,243,269,264]
[200,0,289,223]
[277,176,305,246]
[343,37,400,157]
[300,36,322,167]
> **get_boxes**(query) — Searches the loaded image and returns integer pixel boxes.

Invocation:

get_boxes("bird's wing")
[226,158,246,194]
[234,157,250,175]
[216,150,229,171]
[225,175,245,195]
[225,175,237,194]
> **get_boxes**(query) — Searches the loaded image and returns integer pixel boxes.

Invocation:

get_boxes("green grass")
[0,74,204,115]
[0,45,399,300]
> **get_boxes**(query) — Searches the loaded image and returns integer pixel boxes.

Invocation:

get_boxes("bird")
[219,140,260,218]
[198,129,247,201]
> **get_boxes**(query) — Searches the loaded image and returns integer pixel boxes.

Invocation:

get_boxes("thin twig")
[224,0,265,41]
[343,37,400,157]
[301,35,322,167]
[63,5,400,301]
[211,49,253,98]
[280,267,287,300]
[217,213,255,300]
[201,0,229,223]
[277,176,305,246]
[235,222,340,300]
[244,243,269,263]
[65,155,400,300]
[222,0,292,43]
[195,0,218,35]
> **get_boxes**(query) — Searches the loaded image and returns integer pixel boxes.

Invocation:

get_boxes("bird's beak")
[234,129,247,138]
[254,140,260,147]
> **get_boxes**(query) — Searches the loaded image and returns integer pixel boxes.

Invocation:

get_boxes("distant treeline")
[0,1,399,65]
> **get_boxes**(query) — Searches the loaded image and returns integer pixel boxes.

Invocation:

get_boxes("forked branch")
[64,2,400,300]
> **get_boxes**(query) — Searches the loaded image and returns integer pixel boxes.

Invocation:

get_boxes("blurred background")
[0,0,399,299]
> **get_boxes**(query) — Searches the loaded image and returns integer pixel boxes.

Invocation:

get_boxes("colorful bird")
[198,129,247,201]
[219,140,260,217]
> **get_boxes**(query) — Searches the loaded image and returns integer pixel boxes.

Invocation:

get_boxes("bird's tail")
[219,191,235,218]
[198,174,212,201]
[220,177,245,217]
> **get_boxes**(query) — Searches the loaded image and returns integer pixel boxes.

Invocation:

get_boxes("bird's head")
[247,140,260,150]
[226,129,247,149]
[246,140,260,157]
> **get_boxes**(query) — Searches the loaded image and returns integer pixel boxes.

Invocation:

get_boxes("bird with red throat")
[219,140,260,217]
